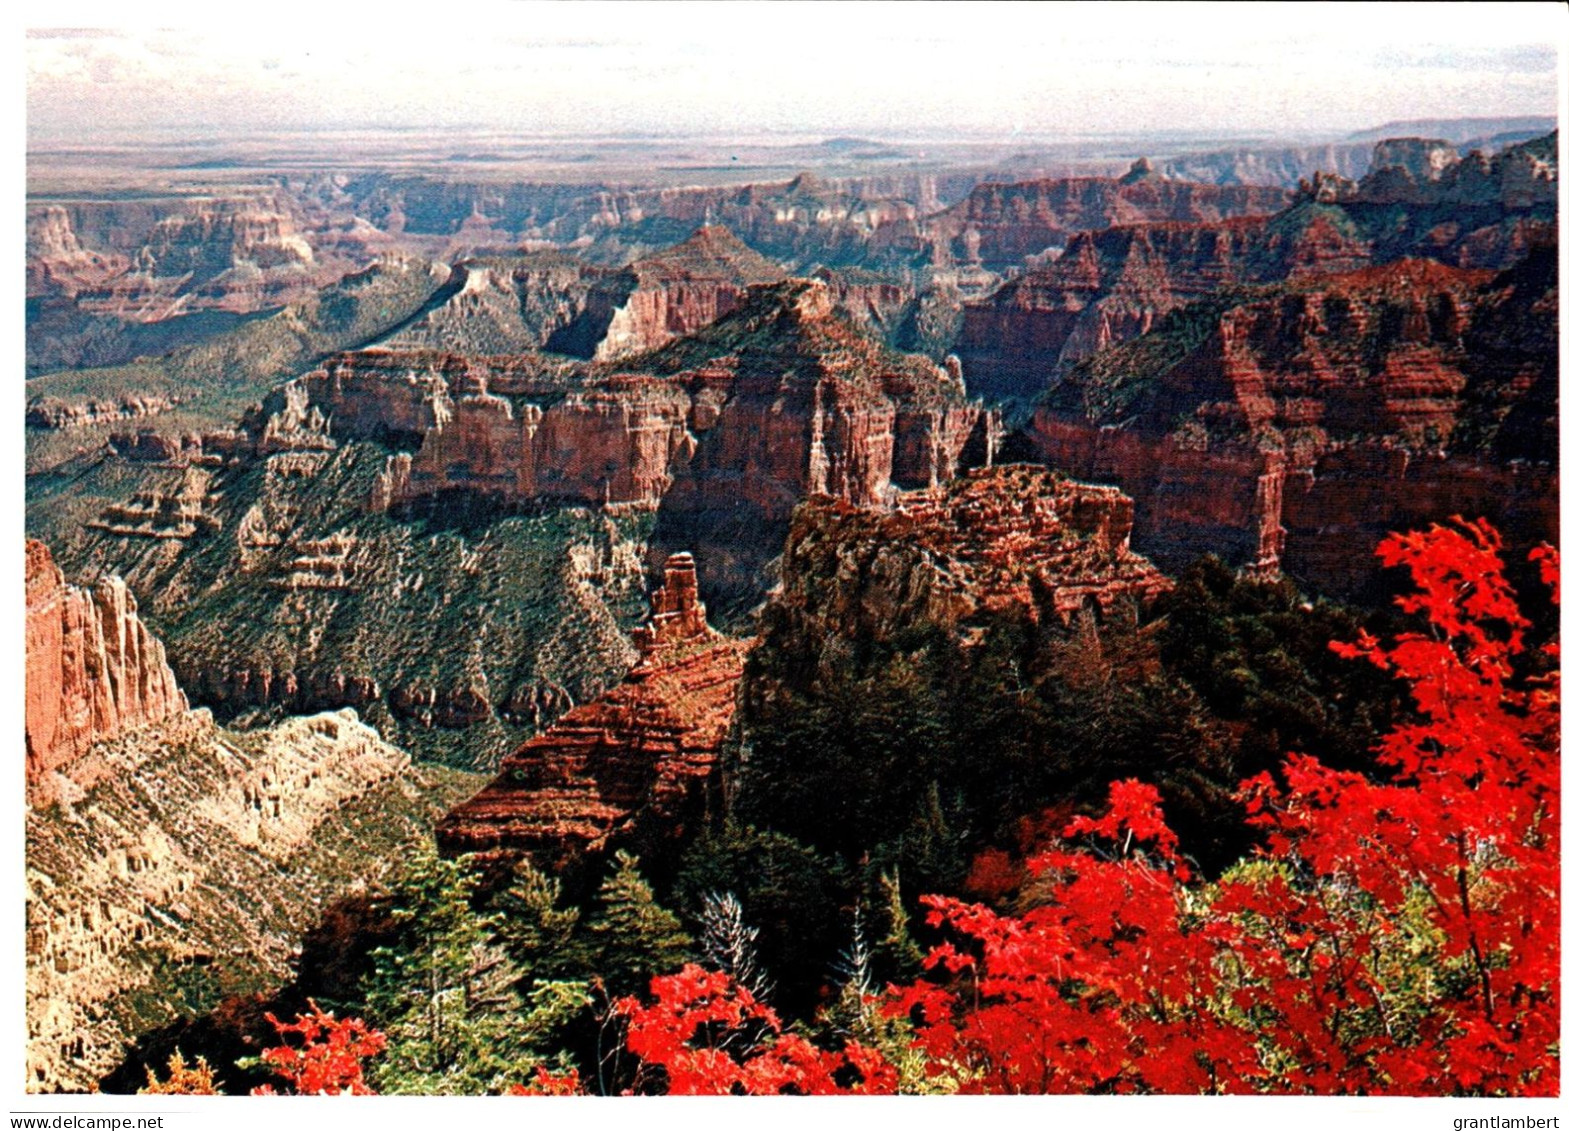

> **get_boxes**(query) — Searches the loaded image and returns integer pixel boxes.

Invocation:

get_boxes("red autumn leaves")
[258,520,1557,1096]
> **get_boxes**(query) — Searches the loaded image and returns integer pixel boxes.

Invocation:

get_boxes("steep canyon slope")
[28,277,993,765]
[1030,245,1558,593]
[436,552,748,872]
[24,542,478,1092]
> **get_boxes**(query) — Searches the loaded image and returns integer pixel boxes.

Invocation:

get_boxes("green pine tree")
[490,856,583,986]
[580,850,691,996]
[360,847,588,1095]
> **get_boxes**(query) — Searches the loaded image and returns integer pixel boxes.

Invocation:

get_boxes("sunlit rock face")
[923,169,1292,271]
[24,541,471,1093]
[26,539,188,797]
[954,133,1558,405]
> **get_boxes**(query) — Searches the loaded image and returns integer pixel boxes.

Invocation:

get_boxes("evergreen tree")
[581,850,690,996]
[489,856,582,986]
[359,848,587,1094]
[697,891,771,1001]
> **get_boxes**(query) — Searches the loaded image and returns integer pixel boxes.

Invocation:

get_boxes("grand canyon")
[22,12,1561,1108]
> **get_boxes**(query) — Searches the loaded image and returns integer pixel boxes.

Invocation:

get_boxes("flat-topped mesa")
[435,555,748,868]
[25,540,188,800]
[26,194,347,321]
[265,282,995,548]
[739,467,1173,777]
[590,226,789,361]
[956,132,1558,404]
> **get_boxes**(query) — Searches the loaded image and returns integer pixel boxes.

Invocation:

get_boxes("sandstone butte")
[585,224,788,360]
[435,552,749,867]
[375,225,789,363]
[26,195,355,322]
[257,278,994,523]
[1029,249,1559,593]
[25,538,187,801]
[923,166,1293,271]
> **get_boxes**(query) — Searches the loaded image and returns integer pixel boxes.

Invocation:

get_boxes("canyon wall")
[32,438,654,769]
[26,539,188,797]
[24,540,479,1091]
[272,279,997,606]
[1028,250,1559,593]
[923,169,1293,270]
[27,195,352,322]
[26,706,474,1092]
[30,279,993,758]
[956,132,1558,403]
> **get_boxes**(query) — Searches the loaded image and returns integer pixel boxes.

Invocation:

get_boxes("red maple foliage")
[883,519,1558,1095]
[506,1066,585,1096]
[620,519,1558,1095]
[250,1003,387,1096]
[616,964,897,1094]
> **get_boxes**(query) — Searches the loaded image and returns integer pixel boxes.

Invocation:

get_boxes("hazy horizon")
[25,2,1566,147]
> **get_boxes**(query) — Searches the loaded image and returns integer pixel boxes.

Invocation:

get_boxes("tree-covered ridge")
[135,520,1558,1095]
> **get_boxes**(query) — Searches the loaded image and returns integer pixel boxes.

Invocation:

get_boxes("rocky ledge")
[760,464,1172,659]
[1029,247,1559,591]
[435,553,748,868]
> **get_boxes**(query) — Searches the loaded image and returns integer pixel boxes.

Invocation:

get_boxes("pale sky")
[21,2,1569,143]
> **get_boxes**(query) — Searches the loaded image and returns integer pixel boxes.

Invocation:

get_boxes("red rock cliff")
[588,226,788,360]
[1029,251,1559,593]
[25,540,188,791]
[27,194,349,321]
[955,214,1364,399]
[277,280,996,549]
[956,133,1558,403]
[435,553,748,866]
[924,169,1291,270]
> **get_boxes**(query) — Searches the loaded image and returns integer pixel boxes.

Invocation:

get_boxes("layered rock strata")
[435,553,748,867]
[581,225,787,360]
[24,541,478,1091]
[955,213,1353,399]
[26,539,187,795]
[1029,251,1559,592]
[27,394,183,431]
[31,436,652,767]
[263,279,996,605]
[957,133,1558,402]
[27,195,350,326]
[370,228,781,362]
[923,168,1291,270]
[756,465,1173,664]
[26,706,471,1092]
